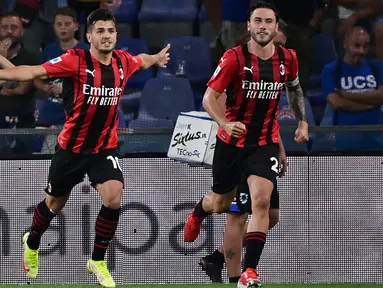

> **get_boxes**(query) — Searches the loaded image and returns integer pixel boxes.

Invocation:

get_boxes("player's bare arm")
[0,54,14,69]
[286,83,309,143]
[335,86,383,105]
[0,55,15,86]
[0,65,48,82]
[286,83,307,123]
[327,92,374,111]
[203,87,246,138]
[138,43,170,70]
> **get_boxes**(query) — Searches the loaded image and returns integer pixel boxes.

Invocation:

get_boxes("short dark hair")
[55,7,78,22]
[0,12,21,23]
[87,8,116,31]
[248,1,279,23]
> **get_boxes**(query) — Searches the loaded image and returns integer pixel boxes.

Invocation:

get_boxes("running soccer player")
[0,9,170,288]
[200,25,289,284]
[183,2,308,287]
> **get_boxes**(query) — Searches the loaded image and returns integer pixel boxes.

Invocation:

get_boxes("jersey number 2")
[107,156,122,171]
[270,157,279,173]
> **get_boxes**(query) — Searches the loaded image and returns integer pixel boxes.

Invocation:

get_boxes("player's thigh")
[245,144,279,185]
[244,144,279,204]
[87,149,125,189]
[46,146,87,197]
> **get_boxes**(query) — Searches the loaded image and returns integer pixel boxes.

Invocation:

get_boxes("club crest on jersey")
[49,57,62,64]
[280,63,285,76]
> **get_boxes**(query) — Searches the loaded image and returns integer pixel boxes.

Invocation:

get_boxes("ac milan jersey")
[207,44,299,148]
[42,49,142,154]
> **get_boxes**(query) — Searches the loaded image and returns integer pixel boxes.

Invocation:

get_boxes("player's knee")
[227,212,248,228]
[46,194,69,213]
[212,196,232,213]
[251,193,271,212]
[98,180,123,209]
[268,209,279,229]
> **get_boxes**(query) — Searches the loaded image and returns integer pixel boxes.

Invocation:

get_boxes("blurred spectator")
[0,13,40,154]
[272,0,328,93]
[10,0,58,54]
[323,26,383,151]
[34,7,89,127]
[333,0,383,61]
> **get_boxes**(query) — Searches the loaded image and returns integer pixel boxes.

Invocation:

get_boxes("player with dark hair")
[183,2,308,287]
[0,8,170,288]
[200,27,289,284]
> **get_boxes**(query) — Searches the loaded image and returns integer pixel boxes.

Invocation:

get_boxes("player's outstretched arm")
[0,55,14,69]
[138,44,170,70]
[0,65,48,82]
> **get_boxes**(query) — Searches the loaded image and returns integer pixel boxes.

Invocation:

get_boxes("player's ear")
[86,32,91,44]
[247,21,250,31]
[275,22,279,33]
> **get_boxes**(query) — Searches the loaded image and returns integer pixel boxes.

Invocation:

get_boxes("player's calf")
[93,180,123,262]
[184,191,234,242]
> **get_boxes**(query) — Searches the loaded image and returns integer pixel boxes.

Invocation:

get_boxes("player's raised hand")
[156,43,171,68]
[223,121,246,138]
[294,121,309,144]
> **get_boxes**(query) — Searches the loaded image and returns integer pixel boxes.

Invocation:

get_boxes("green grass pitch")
[0,284,381,288]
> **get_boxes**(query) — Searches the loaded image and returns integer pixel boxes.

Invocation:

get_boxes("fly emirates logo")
[83,84,123,106]
[242,80,284,99]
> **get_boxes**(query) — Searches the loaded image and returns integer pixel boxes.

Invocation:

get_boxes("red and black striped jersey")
[42,49,142,154]
[207,44,299,148]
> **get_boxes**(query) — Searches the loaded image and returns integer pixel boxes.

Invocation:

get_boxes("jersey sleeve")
[41,49,79,78]
[321,63,337,97]
[207,49,239,94]
[286,49,299,88]
[120,50,143,77]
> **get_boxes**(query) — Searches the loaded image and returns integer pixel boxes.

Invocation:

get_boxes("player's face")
[87,20,117,54]
[54,15,78,42]
[248,8,278,47]
[273,31,286,46]
[344,30,370,64]
[0,16,23,46]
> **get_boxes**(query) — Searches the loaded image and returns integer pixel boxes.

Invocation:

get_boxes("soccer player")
[0,9,170,288]
[200,25,289,284]
[183,2,308,287]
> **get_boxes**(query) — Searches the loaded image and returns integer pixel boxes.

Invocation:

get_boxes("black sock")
[244,232,267,270]
[206,249,225,266]
[194,197,210,218]
[27,199,57,250]
[229,276,241,283]
[92,205,120,261]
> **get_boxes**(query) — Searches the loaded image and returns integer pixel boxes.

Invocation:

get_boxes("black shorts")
[229,176,279,214]
[212,137,279,194]
[45,146,124,197]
